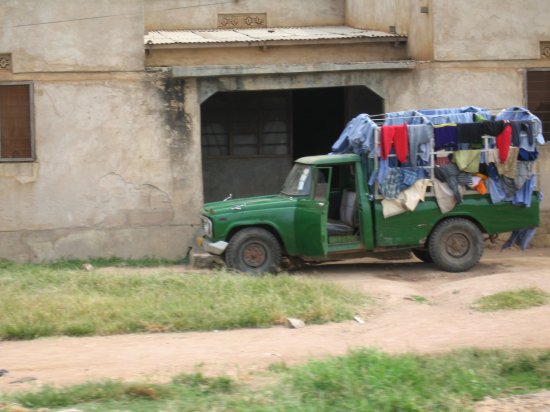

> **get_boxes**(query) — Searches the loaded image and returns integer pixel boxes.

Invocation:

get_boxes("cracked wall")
[0,73,202,261]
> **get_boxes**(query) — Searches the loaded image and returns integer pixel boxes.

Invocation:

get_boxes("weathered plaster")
[432,0,550,61]
[144,0,345,30]
[0,0,144,72]
[345,0,410,35]
[146,43,408,68]
[0,74,201,261]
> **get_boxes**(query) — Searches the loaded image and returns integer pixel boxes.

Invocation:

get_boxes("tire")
[428,218,483,273]
[225,227,282,274]
[411,248,433,263]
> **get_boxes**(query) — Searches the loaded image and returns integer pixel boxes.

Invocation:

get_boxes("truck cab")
[198,154,539,273]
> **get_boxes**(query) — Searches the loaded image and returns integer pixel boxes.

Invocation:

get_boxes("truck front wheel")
[225,227,281,274]
[428,218,483,272]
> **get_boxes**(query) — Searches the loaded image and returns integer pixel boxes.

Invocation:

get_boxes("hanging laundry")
[496,107,544,145]
[331,114,379,155]
[501,228,537,251]
[434,163,472,203]
[457,122,483,146]
[384,110,429,126]
[481,120,506,136]
[495,123,512,163]
[515,161,534,190]
[510,121,534,147]
[518,148,538,161]
[418,107,489,125]
[380,125,409,163]
[433,123,458,151]
[513,175,536,208]
[407,124,433,167]
[501,146,519,178]
[379,168,402,199]
[453,150,481,173]
[382,179,430,218]
[432,178,463,213]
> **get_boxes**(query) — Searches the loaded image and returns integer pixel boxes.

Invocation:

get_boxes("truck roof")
[295,153,360,165]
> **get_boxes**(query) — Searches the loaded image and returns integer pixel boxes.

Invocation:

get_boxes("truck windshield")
[280,164,312,196]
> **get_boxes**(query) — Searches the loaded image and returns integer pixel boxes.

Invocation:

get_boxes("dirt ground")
[1,248,550,408]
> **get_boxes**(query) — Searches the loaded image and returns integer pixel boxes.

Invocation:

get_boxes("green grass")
[473,287,550,312]
[3,349,550,411]
[0,260,365,340]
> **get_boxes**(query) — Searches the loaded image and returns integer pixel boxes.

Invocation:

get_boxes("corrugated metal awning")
[145,26,406,48]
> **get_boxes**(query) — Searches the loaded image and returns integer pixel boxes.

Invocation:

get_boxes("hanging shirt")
[379,168,402,199]
[456,122,483,146]
[481,120,506,136]
[433,123,458,151]
[510,121,534,147]
[407,124,433,167]
[454,150,481,173]
[496,107,544,145]
[331,114,379,155]
[434,163,472,203]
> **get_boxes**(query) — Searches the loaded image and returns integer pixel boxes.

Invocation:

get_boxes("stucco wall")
[146,42,408,67]
[345,0,410,34]
[144,0,345,30]
[0,0,144,72]
[0,74,202,261]
[432,0,550,61]
[384,63,524,111]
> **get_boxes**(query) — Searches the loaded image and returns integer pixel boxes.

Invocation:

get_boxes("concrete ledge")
[172,60,416,78]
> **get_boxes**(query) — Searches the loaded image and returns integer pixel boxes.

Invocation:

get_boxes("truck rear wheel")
[428,218,483,272]
[225,227,281,274]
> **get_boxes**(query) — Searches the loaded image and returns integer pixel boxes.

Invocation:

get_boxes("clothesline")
[365,108,537,119]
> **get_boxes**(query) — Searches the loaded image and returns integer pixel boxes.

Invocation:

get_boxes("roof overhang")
[145,26,407,50]
[171,60,416,78]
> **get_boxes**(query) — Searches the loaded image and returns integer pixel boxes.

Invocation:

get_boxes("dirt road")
[1,249,550,394]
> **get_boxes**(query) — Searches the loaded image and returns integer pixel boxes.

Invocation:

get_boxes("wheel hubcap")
[445,233,470,258]
[242,242,267,267]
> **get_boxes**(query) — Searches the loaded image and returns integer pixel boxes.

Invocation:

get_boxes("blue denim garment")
[487,177,512,204]
[384,110,429,126]
[368,158,390,186]
[518,148,538,161]
[352,120,379,156]
[502,228,537,251]
[418,107,490,125]
[512,175,536,207]
[400,168,418,191]
[519,133,537,152]
[379,168,402,199]
[496,107,545,145]
[333,114,380,156]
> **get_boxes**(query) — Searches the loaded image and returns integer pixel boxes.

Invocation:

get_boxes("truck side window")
[314,168,331,201]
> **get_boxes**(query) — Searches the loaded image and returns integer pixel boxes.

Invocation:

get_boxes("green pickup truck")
[197,153,539,273]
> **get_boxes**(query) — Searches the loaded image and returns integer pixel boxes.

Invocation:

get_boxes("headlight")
[201,216,213,238]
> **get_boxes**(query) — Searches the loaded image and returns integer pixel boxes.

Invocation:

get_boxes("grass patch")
[3,349,550,411]
[0,261,364,340]
[473,287,549,312]
[405,295,431,304]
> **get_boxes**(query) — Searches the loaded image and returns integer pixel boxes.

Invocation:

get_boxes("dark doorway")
[201,86,383,202]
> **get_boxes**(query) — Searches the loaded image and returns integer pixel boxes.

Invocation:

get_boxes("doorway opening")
[201,86,383,202]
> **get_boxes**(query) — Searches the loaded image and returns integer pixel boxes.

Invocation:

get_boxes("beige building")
[1,0,550,261]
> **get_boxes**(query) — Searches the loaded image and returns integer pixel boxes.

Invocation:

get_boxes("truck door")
[294,167,331,257]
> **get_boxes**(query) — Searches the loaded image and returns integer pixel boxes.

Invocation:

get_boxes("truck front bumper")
[197,236,228,256]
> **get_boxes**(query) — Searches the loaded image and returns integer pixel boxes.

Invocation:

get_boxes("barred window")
[0,83,34,160]
[201,90,291,157]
